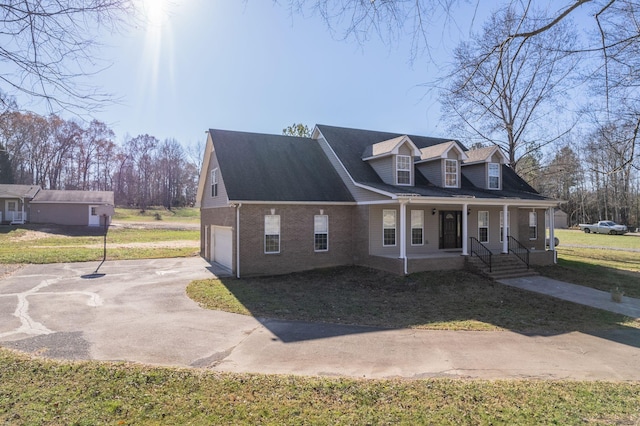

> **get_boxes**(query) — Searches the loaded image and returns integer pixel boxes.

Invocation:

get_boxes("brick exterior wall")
[237,204,355,277]
[201,204,555,276]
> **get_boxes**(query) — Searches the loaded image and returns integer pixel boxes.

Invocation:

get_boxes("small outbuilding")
[29,190,114,226]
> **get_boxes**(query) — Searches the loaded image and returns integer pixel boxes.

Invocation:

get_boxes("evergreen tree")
[0,144,12,183]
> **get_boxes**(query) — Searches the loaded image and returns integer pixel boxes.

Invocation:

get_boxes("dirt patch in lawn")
[9,229,71,242]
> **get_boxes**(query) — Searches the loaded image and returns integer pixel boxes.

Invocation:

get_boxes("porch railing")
[7,211,25,224]
[469,237,492,272]
[507,236,530,269]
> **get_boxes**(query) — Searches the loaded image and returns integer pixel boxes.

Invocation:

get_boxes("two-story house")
[196,125,559,277]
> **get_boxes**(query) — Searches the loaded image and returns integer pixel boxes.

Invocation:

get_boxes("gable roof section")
[464,145,508,165]
[361,135,420,160]
[418,140,468,162]
[0,184,40,199]
[31,190,114,205]
[210,129,353,202]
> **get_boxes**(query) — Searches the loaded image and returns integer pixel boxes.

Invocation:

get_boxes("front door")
[440,211,462,249]
[88,205,100,226]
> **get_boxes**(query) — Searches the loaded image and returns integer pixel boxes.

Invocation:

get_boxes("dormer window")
[444,159,458,187]
[361,135,420,187]
[396,155,411,185]
[462,145,507,190]
[488,163,500,189]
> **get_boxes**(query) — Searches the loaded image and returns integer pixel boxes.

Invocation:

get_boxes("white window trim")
[488,163,500,190]
[478,211,489,243]
[264,214,280,254]
[529,211,538,240]
[500,211,511,242]
[410,210,424,246]
[396,155,412,186]
[382,209,397,247]
[211,168,218,198]
[314,214,329,252]
[444,159,458,188]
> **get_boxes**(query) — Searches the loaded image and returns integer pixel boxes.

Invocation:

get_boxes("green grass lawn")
[2,224,640,424]
[0,226,199,264]
[113,206,200,223]
[537,229,640,298]
[188,266,639,333]
[554,228,640,250]
[1,348,638,425]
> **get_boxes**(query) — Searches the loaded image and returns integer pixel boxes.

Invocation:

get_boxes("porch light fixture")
[432,208,437,215]
[467,208,471,215]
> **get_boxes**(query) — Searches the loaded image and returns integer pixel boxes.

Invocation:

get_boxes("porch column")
[502,204,509,254]
[461,203,468,255]
[399,201,407,260]
[548,206,556,261]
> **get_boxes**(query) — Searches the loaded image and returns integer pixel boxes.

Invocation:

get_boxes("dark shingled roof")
[31,190,114,204]
[317,124,459,185]
[316,124,547,201]
[210,129,353,202]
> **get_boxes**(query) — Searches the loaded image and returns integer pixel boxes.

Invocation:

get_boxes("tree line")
[0,109,199,209]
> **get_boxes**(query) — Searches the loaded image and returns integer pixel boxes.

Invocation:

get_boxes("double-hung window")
[478,211,489,243]
[488,163,500,189]
[211,168,218,197]
[383,209,397,246]
[396,155,411,185]
[314,215,328,252]
[500,211,510,242]
[444,159,458,187]
[411,210,424,246]
[264,215,280,253]
[529,212,538,240]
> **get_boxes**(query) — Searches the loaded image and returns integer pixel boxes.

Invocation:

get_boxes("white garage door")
[212,226,233,270]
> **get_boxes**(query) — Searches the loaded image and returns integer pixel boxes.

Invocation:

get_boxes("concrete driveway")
[1,257,639,380]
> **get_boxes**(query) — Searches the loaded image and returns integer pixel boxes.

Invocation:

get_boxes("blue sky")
[92,0,483,147]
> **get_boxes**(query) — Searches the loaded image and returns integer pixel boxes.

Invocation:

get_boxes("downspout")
[236,203,242,278]
[549,206,557,264]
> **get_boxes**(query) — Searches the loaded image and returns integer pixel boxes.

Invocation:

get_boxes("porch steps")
[466,253,539,280]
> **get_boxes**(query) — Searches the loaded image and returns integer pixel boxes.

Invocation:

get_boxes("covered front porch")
[365,197,559,275]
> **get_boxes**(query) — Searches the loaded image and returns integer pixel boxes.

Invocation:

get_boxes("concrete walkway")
[498,276,640,319]
[1,258,639,381]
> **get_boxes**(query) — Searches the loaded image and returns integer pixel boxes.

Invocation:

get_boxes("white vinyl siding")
[478,211,489,243]
[411,210,424,246]
[314,215,328,252]
[264,215,280,253]
[383,209,396,246]
[396,155,411,185]
[444,159,458,187]
[488,163,500,189]
[211,168,218,197]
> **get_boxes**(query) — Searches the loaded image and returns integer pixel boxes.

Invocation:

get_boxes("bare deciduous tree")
[440,6,579,170]
[0,0,136,113]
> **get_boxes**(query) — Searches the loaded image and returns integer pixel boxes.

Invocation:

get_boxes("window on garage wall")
[264,214,280,253]
[314,215,328,251]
